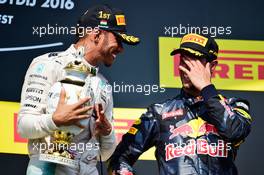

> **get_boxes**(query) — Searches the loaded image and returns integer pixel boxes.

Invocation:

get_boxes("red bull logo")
[169,117,219,139]
[198,123,219,136]
[165,139,231,161]
[165,117,230,161]
[169,124,193,139]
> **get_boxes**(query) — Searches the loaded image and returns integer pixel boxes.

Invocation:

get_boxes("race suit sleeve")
[200,84,252,144]
[107,107,160,175]
[17,57,58,139]
[99,89,117,161]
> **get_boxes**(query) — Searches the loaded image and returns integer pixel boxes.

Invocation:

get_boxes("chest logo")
[169,117,219,139]
[162,109,184,120]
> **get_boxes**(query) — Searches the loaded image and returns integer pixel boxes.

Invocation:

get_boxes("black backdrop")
[0,0,263,174]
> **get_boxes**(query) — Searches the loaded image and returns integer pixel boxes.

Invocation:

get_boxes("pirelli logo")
[181,33,208,47]
[159,37,264,91]
[115,15,126,25]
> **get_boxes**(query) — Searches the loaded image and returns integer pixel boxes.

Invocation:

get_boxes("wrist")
[201,84,218,102]
[198,82,211,91]
[52,113,62,127]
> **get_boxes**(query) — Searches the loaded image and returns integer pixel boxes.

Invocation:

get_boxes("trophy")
[39,58,95,168]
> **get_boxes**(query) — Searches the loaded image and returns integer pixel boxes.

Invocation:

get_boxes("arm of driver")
[17,59,58,139]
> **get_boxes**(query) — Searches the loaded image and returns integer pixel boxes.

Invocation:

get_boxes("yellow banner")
[159,37,264,91]
[0,101,155,160]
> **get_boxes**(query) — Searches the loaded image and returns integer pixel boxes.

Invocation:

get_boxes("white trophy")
[39,59,95,168]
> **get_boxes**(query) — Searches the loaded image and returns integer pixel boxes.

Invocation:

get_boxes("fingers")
[95,119,112,136]
[76,114,90,120]
[58,86,66,105]
[95,103,105,122]
[73,97,91,109]
[63,115,89,127]
[98,103,103,112]
[95,104,101,121]
[183,57,194,69]
[74,106,93,115]
[95,120,108,130]
[195,59,204,69]
[71,114,90,122]
[205,62,210,71]
[94,104,111,136]
[183,57,204,70]
[179,65,190,75]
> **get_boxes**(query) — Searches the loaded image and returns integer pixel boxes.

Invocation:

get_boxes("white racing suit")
[17,45,116,175]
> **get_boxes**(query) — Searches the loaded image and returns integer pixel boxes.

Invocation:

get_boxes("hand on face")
[178,55,212,91]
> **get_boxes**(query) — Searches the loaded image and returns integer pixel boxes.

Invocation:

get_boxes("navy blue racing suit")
[108,84,252,175]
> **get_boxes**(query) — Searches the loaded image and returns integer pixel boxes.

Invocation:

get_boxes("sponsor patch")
[165,139,231,161]
[169,117,219,139]
[100,20,107,26]
[26,88,44,94]
[162,109,184,120]
[98,11,111,19]
[48,53,58,57]
[120,33,139,43]
[29,74,48,81]
[134,118,141,125]
[115,15,126,25]
[181,33,208,47]
[27,81,46,86]
[25,95,41,103]
[127,127,138,135]
[23,103,37,108]
[35,64,45,74]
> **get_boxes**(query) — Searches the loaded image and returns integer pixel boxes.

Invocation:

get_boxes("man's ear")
[93,30,103,45]
[210,60,218,73]
[86,30,102,45]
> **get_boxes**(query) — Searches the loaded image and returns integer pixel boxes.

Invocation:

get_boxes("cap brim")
[170,48,204,57]
[114,32,140,45]
[170,49,182,56]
